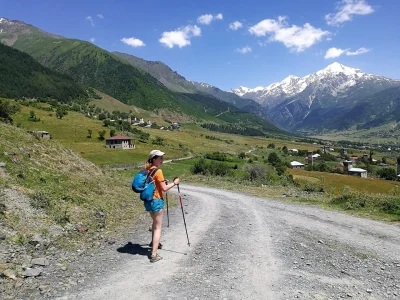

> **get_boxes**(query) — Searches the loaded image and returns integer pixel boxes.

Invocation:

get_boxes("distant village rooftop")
[348,167,367,173]
[106,135,133,140]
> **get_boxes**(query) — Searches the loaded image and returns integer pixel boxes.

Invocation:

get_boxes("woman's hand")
[173,177,180,186]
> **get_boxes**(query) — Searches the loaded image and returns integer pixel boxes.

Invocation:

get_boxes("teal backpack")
[132,168,158,201]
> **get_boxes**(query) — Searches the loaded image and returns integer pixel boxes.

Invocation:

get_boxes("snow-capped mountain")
[231,62,400,131]
[231,62,397,105]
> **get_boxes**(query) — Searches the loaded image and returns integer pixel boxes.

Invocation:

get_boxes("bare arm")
[160,177,180,192]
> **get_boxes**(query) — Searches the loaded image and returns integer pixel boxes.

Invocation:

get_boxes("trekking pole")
[166,191,169,227]
[177,184,190,246]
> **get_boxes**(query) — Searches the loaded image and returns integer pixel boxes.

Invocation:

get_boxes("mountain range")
[0,17,283,136]
[1,16,400,136]
[231,62,400,132]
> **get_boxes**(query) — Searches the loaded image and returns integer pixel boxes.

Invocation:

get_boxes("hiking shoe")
[149,253,163,263]
[149,241,163,249]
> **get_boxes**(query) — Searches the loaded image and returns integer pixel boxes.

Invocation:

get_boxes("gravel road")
[60,185,400,300]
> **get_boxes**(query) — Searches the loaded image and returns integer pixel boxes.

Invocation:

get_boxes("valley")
[1,6,400,299]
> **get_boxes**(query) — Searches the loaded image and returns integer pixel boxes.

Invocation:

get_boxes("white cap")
[149,149,165,160]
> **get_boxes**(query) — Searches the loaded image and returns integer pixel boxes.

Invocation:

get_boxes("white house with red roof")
[105,135,135,149]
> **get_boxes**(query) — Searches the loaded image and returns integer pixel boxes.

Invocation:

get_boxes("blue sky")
[1,0,399,90]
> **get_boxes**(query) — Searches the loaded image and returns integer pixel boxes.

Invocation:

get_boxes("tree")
[103,119,111,127]
[87,129,92,138]
[377,168,397,180]
[29,110,40,122]
[268,152,281,165]
[267,143,275,149]
[110,129,116,137]
[282,145,288,154]
[152,136,165,146]
[56,107,68,119]
[98,130,106,141]
[0,98,20,124]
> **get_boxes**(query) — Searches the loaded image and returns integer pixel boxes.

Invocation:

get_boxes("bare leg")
[150,210,164,256]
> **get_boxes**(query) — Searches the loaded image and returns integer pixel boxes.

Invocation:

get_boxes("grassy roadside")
[0,122,145,250]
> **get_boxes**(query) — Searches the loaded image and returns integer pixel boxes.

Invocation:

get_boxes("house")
[28,130,50,139]
[289,149,298,154]
[312,153,321,159]
[105,135,135,149]
[290,161,305,169]
[348,167,367,178]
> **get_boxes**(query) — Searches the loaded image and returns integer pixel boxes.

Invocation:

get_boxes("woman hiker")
[145,149,180,263]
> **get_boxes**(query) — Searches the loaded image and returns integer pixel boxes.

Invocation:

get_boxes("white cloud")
[346,47,370,56]
[229,21,243,31]
[159,25,201,48]
[121,37,146,47]
[97,14,104,19]
[197,13,223,25]
[324,46,370,58]
[90,38,95,43]
[86,16,95,27]
[324,47,347,59]
[249,16,329,52]
[236,46,252,54]
[325,0,374,26]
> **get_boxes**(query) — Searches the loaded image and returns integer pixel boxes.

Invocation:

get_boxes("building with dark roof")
[105,135,135,149]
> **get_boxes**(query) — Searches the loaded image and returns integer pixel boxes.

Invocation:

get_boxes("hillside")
[328,86,400,130]
[0,121,143,245]
[113,52,198,94]
[0,42,88,101]
[113,52,272,122]
[0,17,284,136]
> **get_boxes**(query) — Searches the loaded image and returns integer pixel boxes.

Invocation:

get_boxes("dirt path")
[60,185,400,300]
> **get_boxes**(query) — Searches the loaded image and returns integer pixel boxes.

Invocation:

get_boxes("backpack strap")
[148,168,159,179]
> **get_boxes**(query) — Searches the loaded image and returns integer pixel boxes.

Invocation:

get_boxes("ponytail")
[144,160,152,170]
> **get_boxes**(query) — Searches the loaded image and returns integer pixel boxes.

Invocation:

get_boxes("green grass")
[289,168,400,195]
[0,122,145,248]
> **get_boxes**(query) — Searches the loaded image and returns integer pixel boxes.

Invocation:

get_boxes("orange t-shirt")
[150,167,164,200]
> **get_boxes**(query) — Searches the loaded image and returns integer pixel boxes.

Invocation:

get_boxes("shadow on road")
[117,242,150,256]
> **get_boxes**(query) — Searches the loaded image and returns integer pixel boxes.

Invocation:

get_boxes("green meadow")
[7,101,400,222]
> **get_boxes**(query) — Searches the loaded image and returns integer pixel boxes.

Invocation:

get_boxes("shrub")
[205,152,228,161]
[377,168,397,180]
[152,136,165,146]
[191,158,208,175]
[244,164,269,182]
[330,187,400,216]
[30,191,51,209]
[267,152,281,165]
[191,159,232,176]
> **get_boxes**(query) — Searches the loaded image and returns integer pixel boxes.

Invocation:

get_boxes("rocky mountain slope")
[232,63,400,131]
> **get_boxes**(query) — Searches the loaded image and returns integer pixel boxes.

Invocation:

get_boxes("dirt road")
[61,185,400,300]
